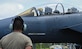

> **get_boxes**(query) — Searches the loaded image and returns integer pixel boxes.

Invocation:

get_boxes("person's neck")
[13,30,22,33]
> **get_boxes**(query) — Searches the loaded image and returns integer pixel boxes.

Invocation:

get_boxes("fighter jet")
[0,3,82,44]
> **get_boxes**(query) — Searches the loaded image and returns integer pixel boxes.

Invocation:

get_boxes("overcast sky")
[0,0,82,20]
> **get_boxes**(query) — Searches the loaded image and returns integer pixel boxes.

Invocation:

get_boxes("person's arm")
[25,37,33,49]
[25,46,32,49]
[0,48,2,49]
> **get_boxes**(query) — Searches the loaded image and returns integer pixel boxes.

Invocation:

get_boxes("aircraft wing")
[63,23,82,33]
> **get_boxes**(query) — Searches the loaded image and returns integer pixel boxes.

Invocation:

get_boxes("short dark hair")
[13,16,24,31]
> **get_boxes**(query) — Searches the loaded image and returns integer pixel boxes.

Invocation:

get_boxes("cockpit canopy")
[18,3,79,17]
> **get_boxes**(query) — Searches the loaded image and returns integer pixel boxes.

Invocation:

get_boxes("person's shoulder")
[20,33,30,39]
[21,34,29,38]
[1,33,12,41]
[4,33,13,37]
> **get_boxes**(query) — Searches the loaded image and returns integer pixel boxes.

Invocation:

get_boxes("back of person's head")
[13,16,24,31]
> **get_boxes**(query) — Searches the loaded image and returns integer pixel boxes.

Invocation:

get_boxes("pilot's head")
[12,16,24,32]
